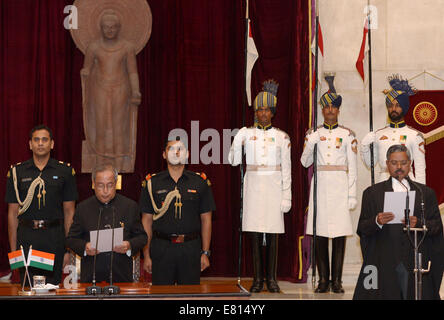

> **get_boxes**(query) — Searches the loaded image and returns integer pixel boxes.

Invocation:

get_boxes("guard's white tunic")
[228,126,291,234]
[360,123,426,184]
[301,124,358,238]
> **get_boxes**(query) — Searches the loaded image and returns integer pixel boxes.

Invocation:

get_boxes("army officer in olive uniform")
[140,137,216,285]
[6,125,78,285]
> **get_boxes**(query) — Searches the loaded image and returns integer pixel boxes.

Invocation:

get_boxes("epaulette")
[142,173,156,188]
[305,125,322,136]
[407,125,425,139]
[8,162,21,177]
[196,172,211,186]
[196,172,207,180]
[57,161,75,176]
[375,127,387,134]
[274,127,289,137]
[58,160,71,166]
[338,125,356,137]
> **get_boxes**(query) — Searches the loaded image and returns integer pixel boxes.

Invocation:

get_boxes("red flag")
[246,19,258,106]
[311,21,324,91]
[317,21,324,57]
[356,19,369,82]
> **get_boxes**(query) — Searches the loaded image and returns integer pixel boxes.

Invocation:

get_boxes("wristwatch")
[201,250,211,257]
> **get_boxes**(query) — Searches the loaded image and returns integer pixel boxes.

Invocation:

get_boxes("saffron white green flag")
[8,250,25,270]
[27,248,55,271]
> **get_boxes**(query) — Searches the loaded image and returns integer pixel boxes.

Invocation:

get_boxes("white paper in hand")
[90,227,124,252]
[383,191,416,224]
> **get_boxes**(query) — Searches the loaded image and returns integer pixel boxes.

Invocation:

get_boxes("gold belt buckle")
[172,234,185,243]
[33,220,45,229]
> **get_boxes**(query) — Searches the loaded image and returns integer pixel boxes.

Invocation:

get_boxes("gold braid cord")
[12,167,46,216]
[147,179,182,221]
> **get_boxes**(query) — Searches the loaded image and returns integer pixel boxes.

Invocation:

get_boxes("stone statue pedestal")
[81,140,135,173]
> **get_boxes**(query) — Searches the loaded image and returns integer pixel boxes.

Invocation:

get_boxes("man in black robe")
[354,144,444,300]
[66,164,147,283]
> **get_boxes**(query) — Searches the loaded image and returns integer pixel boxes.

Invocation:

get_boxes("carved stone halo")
[70,0,152,55]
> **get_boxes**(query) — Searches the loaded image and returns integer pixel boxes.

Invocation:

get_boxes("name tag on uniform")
[53,176,59,179]
[188,189,197,193]
[156,189,168,194]
[21,178,32,182]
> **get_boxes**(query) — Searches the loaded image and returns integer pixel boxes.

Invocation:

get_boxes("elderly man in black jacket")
[354,144,444,300]
[66,164,147,283]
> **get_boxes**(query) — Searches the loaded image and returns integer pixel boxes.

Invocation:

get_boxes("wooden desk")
[0,281,250,300]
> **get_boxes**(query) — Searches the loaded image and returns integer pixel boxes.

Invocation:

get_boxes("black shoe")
[315,281,330,293]
[331,280,344,293]
[266,279,281,293]
[250,280,264,293]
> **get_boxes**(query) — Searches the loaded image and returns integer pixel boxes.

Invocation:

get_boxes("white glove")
[361,132,376,146]
[281,199,292,213]
[348,197,357,210]
[307,131,320,145]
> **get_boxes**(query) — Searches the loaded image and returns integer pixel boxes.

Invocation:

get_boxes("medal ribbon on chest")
[335,137,343,148]
[400,135,407,144]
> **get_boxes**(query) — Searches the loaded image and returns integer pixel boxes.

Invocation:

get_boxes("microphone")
[398,178,410,229]
[86,206,103,295]
[103,206,120,295]
[406,177,426,228]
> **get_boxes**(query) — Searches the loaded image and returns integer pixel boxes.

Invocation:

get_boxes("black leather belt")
[19,219,63,230]
[153,230,200,243]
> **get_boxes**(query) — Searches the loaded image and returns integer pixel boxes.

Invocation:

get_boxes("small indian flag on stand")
[27,249,55,271]
[8,250,25,270]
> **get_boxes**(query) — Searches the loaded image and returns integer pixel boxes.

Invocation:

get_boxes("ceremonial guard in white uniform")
[301,92,358,293]
[228,80,291,293]
[361,74,426,184]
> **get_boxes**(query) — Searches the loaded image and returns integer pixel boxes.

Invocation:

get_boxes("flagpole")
[237,0,249,287]
[308,0,313,128]
[311,0,319,290]
[20,245,33,294]
[367,1,375,185]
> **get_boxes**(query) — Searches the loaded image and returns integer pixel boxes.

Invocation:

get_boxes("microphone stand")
[86,207,103,295]
[401,178,430,300]
[104,206,120,295]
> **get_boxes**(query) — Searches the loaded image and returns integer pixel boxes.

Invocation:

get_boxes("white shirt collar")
[391,177,410,192]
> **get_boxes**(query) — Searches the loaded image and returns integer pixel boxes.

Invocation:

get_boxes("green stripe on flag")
[10,261,25,270]
[29,261,54,271]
